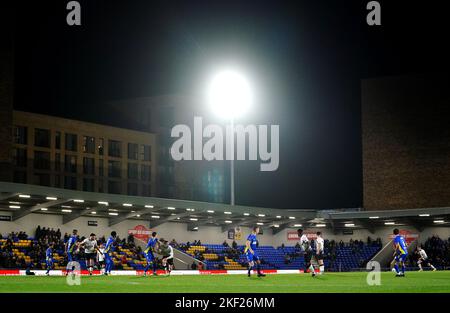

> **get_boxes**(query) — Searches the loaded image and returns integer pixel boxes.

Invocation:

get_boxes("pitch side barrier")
[0,269,302,276]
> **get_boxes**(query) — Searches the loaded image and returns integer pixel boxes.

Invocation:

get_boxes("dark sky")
[11,0,450,209]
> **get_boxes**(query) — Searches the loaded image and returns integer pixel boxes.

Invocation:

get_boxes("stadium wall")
[1,211,448,246]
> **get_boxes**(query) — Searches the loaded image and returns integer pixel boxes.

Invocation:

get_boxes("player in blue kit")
[245,226,266,278]
[64,229,78,275]
[144,232,159,276]
[45,243,54,276]
[392,228,408,277]
[104,231,117,276]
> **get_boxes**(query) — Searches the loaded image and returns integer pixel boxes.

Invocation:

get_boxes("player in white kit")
[312,232,325,275]
[80,233,102,275]
[97,243,106,274]
[161,240,174,275]
[416,247,437,272]
[297,229,316,277]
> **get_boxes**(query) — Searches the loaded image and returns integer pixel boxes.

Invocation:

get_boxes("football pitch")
[0,271,450,293]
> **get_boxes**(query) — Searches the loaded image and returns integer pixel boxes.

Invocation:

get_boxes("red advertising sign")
[388,229,419,244]
[287,231,317,241]
[128,225,152,242]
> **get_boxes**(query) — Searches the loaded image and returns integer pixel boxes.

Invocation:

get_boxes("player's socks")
[247,265,252,277]
[152,262,157,274]
[319,265,324,274]
[256,264,265,277]
[394,264,399,274]
[309,264,315,276]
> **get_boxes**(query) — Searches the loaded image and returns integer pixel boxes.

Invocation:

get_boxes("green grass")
[0,271,449,293]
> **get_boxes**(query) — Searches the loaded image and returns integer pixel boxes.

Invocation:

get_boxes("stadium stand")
[3,228,449,272]
[177,239,383,271]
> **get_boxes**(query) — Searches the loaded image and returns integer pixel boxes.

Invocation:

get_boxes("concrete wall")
[1,211,449,246]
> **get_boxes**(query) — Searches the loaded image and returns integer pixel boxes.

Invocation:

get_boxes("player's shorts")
[246,251,260,263]
[395,253,408,262]
[145,251,155,263]
[418,257,430,265]
[314,252,324,260]
[67,252,74,262]
[85,253,97,261]
[46,258,53,267]
[104,252,112,263]
[98,260,105,266]
[164,257,174,265]
[303,250,313,263]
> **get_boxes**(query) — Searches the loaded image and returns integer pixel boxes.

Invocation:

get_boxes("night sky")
[11,0,450,209]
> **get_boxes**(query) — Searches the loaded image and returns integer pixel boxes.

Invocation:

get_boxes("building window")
[34,128,50,148]
[34,151,50,170]
[128,143,138,160]
[83,178,95,192]
[82,136,96,154]
[33,173,50,186]
[65,133,78,151]
[108,140,122,158]
[98,179,104,193]
[55,153,61,171]
[83,157,95,175]
[141,164,151,182]
[141,144,151,161]
[13,171,27,184]
[55,131,61,149]
[13,126,27,145]
[141,184,151,197]
[64,155,77,173]
[54,175,61,188]
[108,180,122,194]
[108,160,121,178]
[64,176,77,190]
[12,148,27,167]
[98,138,104,155]
[127,183,138,196]
[128,163,138,179]
[99,159,104,177]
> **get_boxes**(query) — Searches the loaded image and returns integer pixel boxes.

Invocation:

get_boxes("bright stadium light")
[207,69,253,120]
[46,196,57,201]
[19,194,30,198]
[207,69,254,206]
